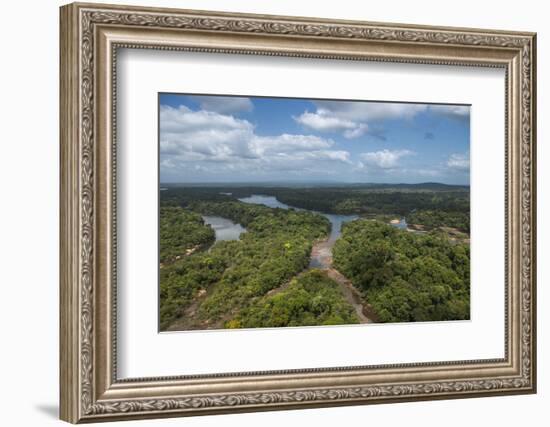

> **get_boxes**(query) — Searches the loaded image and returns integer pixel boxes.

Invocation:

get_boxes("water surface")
[392,217,408,230]
[202,215,246,242]
[238,194,291,210]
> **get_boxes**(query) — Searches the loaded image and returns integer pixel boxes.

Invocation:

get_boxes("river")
[203,194,406,267]
[238,195,359,241]
[202,194,388,323]
[238,194,380,322]
[238,194,410,269]
[202,215,246,242]
[238,194,359,268]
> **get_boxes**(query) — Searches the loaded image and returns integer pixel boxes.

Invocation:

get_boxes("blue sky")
[159,93,470,185]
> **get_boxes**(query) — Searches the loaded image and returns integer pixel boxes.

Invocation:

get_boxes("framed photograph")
[60,2,537,423]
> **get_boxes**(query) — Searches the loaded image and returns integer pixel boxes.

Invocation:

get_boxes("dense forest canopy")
[159,184,471,330]
[159,207,215,264]
[228,269,360,328]
[333,220,470,322]
[406,209,470,233]
[160,199,330,330]
[161,184,469,231]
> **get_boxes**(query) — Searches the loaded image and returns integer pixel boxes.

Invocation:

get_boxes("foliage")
[333,220,470,323]
[269,187,469,217]
[159,200,331,330]
[406,209,470,233]
[159,252,227,330]
[229,270,360,328]
[160,185,470,231]
[159,206,215,264]
[159,186,471,330]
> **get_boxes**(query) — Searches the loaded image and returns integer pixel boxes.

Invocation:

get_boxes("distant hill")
[346,182,470,191]
[161,182,469,191]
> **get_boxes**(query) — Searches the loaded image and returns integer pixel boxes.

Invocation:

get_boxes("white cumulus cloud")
[343,124,369,139]
[446,152,470,170]
[250,133,333,156]
[160,105,256,161]
[294,101,427,139]
[312,101,428,122]
[360,149,414,169]
[159,105,351,179]
[293,111,367,138]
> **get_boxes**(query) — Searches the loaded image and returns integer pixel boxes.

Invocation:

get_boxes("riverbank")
[325,268,377,323]
[309,237,377,324]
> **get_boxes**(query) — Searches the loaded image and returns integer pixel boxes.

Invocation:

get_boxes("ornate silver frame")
[60,2,537,423]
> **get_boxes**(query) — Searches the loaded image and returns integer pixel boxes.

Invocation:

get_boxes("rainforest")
[159,183,470,331]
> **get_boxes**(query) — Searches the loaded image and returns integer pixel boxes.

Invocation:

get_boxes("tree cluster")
[406,209,470,233]
[228,269,360,328]
[160,200,332,330]
[159,206,215,264]
[333,220,470,323]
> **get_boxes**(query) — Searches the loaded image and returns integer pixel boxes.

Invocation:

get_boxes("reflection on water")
[323,213,359,242]
[202,216,246,242]
[392,218,408,230]
[238,194,291,209]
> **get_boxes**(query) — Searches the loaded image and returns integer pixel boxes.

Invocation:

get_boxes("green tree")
[333,220,470,323]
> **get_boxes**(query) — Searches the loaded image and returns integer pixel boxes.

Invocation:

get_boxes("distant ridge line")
[160,182,470,190]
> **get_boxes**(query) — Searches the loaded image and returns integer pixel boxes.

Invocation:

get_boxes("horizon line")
[159,181,470,186]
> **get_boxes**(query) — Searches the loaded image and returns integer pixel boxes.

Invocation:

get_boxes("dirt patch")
[325,268,377,323]
[311,239,378,323]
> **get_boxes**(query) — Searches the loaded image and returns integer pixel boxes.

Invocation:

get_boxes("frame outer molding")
[60,4,81,423]
[60,2,536,423]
